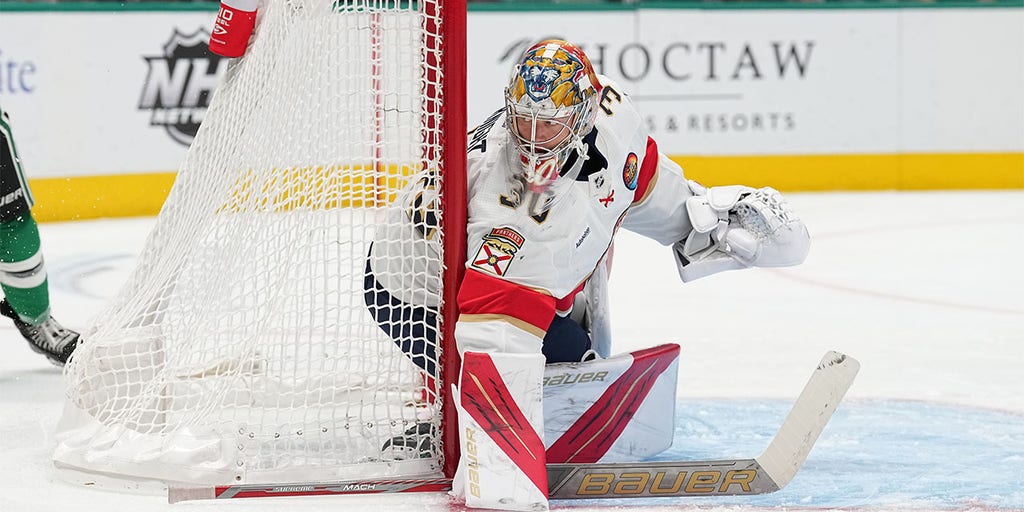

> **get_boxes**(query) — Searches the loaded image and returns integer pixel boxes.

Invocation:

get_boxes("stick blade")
[755,350,860,490]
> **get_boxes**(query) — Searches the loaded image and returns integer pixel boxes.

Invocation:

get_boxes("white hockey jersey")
[455,76,698,356]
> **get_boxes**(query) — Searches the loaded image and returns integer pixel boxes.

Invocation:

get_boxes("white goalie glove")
[674,181,810,282]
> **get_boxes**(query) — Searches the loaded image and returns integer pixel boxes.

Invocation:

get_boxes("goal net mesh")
[55,0,454,486]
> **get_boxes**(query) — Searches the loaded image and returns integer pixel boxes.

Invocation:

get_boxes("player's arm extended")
[621,143,810,283]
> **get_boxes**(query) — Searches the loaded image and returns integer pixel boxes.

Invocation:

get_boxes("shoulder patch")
[622,152,639,190]
[471,227,525,277]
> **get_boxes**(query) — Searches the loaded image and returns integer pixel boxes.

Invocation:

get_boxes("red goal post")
[429,0,467,480]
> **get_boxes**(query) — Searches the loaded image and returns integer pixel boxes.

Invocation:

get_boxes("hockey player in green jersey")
[0,105,79,365]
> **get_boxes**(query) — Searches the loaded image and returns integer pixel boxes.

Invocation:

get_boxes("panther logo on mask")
[509,42,596,110]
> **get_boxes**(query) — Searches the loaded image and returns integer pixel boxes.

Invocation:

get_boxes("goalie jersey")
[453,76,698,355]
[368,76,700,357]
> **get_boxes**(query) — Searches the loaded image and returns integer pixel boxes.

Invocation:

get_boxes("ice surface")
[2,191,1021,511]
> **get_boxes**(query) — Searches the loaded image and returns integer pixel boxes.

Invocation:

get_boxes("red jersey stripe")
[554,281,586,314]
[458,269,555,332]
[632,136,659,205]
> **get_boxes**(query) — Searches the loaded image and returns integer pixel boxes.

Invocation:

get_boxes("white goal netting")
[55,0,455,486]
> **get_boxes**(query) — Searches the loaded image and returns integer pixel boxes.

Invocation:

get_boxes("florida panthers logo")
[509,40,599,109]
[472,227,525,277]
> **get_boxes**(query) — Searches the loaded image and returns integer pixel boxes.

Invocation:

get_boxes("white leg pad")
[452,351,548,511]
[544,343,680,463]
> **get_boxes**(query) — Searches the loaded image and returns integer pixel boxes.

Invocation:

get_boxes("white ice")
[1,190,1021,511]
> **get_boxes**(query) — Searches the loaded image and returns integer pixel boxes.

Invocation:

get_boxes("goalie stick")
[168,350,858,503]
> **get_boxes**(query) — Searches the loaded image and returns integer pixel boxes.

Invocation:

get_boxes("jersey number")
[599,86,622,116]
[499,192,550,224]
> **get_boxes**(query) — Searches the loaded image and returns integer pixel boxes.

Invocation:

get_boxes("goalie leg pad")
[452,351,548,511]
[543,343,680,463]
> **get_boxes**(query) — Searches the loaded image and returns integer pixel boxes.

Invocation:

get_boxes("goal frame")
[430,0,467,480]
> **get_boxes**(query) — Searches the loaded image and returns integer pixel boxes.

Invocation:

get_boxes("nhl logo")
[138,29,229,146]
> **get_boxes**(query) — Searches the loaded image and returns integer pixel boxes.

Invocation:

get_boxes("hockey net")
[55,0,465,487]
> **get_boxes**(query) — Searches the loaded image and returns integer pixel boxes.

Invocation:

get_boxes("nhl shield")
[139,29,229,146]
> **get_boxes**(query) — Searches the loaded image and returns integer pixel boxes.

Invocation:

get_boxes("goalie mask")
[504,39,601,195]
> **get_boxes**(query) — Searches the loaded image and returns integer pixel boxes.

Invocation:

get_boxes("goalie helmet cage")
[54,0,467,487]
